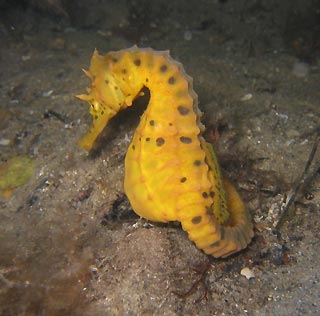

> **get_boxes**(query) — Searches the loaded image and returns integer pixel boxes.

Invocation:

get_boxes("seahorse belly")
[77,46,254,258]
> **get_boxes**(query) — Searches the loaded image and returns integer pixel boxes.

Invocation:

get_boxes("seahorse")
[77,46,254,258]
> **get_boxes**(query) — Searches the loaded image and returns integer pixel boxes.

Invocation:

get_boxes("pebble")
[292,61,309,78]
[0,138,10,146]
[285,129,300,138]
[240,93,253,101]
[49,38,66,50]
[184,30,192,41]
[42,90,54,97]
[240,267,255,280]
[22,54,31,62]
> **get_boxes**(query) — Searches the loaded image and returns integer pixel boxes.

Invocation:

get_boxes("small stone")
[184,30,192,41]
[49,38,66,50]
[22,54,31,62]
[42,90,54,97]
[0,138,10,146]
[292,61,309,78]
[240,267,255,280]
[285,129,300,138]
[240,93,253,101]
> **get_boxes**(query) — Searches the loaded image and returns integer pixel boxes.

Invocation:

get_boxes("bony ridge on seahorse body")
[77,45,254,258]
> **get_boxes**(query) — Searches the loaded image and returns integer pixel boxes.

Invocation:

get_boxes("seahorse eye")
[90,101,100,113]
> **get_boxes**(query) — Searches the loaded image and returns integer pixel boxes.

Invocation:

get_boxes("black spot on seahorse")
[168,76,175,84]
[192,216,202,224]
[160,65,168,72]
[177,105,190,115]
[134,58,141,66]
[179,136,192,144]
[156,137,165,146]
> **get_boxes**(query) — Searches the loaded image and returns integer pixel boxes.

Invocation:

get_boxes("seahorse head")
[76,50,133,150]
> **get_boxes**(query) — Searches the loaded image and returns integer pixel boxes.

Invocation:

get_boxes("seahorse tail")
[180,178,253,258]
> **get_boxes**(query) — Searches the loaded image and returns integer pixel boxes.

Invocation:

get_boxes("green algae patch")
[0,156,35,197]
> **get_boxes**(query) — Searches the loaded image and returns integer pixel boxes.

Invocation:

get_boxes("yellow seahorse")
[77,46,254,258]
